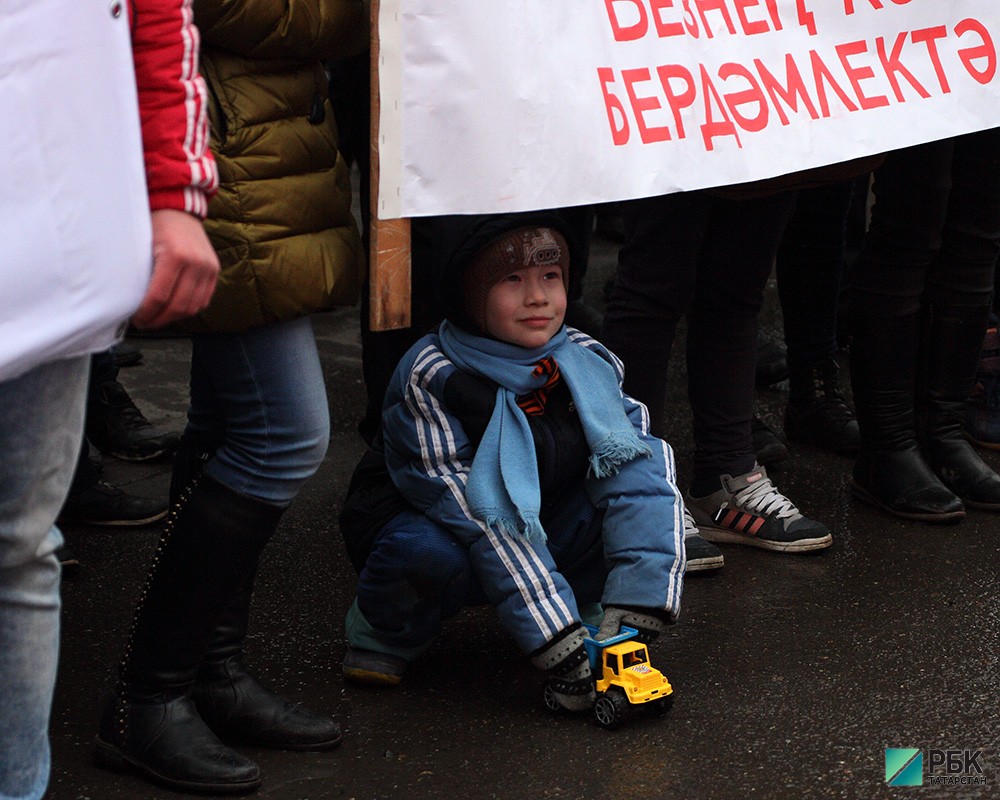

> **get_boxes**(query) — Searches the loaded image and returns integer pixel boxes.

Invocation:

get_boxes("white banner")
[377,0,1000,219]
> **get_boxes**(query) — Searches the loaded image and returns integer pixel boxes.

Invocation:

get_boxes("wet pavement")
[46,234,1000,800]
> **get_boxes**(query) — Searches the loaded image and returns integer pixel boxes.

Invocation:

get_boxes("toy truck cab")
[583,624,673,729]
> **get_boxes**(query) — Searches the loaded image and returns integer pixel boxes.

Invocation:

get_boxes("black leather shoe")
[95,692,261,795]
[86,380,180,462]
[851,446,965,523]
[916,305,1000,511]
[923,435,1000,511]
[786,397,861,454]
[194,659,342,751]
[786,357,861,454]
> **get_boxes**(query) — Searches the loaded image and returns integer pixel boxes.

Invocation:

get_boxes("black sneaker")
[86,381,179,462]
[687,466,832,553]
[682,508,724,573]
[58,481,167,527]
[785,357,860,454]
[752,416,789,468]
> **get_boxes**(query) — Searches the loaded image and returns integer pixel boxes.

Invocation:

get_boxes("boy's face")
[482,263,567,348]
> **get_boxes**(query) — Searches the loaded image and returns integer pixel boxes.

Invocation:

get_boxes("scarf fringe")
[489,514,547,543]
[589,432,652,479]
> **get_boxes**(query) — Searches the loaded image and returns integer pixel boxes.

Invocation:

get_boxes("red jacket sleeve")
[129,0,218,218]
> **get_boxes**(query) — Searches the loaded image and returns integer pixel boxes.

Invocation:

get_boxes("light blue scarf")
[438,320,650,541]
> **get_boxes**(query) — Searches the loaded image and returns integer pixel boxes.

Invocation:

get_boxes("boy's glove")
[596,605,670,644]
[531,626,595,712]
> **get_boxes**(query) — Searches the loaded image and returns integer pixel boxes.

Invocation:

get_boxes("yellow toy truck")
[545,624,673,729]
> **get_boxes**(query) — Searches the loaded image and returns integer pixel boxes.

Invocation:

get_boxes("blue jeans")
[0,356,88,800]
[187,318,330,506]
[348,490,608,659]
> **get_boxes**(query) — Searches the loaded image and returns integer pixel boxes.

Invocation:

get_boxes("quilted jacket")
[184,0,368,332]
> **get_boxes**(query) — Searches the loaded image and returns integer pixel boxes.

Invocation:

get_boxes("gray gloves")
[595,605,669,643]
[531,626,595,712]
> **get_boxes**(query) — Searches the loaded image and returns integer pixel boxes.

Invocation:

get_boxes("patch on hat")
[522,229,563,267]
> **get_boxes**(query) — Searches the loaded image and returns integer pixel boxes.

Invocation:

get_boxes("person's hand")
[595,606,628,640]
[132,208,220,329]
[596,605,669,643]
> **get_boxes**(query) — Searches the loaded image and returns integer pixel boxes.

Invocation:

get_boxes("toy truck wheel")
[543,683,562,713]
[594,690,629,730]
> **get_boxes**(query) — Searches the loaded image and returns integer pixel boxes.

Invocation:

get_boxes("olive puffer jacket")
[183,0,368,332]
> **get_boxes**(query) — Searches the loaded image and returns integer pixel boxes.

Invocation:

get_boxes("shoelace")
[682,507,699,539]
[732,476,799,520]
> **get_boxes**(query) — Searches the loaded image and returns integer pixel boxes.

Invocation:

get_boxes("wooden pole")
[369,0,412,331]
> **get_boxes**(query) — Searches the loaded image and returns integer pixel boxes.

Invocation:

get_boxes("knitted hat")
[460,226,570,332]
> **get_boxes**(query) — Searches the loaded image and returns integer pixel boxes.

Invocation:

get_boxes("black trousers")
[855,130,1000,316]
[776,179,856,377]
[69,349,120,494]
[850,128,1000,446]
[601,189,796,491]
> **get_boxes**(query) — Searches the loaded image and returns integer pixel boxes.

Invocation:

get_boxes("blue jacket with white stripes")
[379,326,685,655]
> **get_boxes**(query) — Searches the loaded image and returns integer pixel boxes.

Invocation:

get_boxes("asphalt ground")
[46,232,1000,800]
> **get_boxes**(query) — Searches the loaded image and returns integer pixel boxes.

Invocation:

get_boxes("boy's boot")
[849,305,964,522]
[193,565,342,751]
[532,626,595,713]
[918,305,1000,510]
[94,476,284,794]
[681,508,724,573]
[785,356,860,454]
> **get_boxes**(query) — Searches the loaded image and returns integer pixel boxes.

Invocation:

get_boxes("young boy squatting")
[339,212,685,711]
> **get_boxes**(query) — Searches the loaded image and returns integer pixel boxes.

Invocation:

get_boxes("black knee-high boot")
[168,435,341,749]
[192,559,342,751]
[918,304,1000,509]
[850,304,964,522]
[95,476,284,794]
